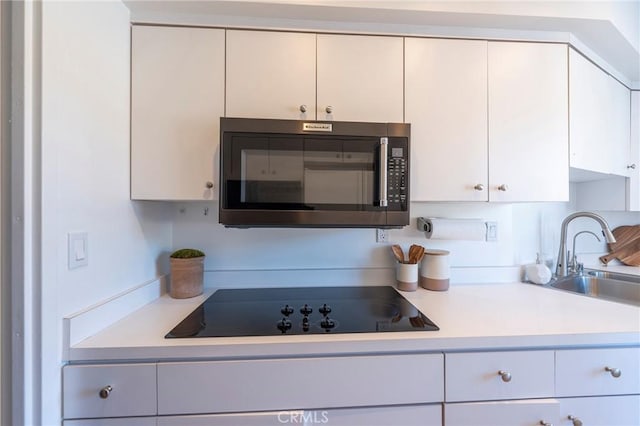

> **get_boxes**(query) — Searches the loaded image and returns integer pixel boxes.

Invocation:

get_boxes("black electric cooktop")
[165,286,439,338]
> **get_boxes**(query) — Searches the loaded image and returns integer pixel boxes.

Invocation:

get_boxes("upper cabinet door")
[569,49,631,176]
[226,30,316,120]
[488,42,569,202]
[405,38,488,202]
[316,34,404,123]
[131,26,225,200]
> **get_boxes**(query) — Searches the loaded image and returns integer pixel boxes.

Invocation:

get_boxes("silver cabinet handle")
[205,181,214,189]
[379,137,388,207]
[497,184,508,191]
[568,415,583,426]
[628,164,636,169]
[539,421,552,426]
[325,106,333,114]
[299,105,307,113]
[474,184,484,191]
[99,385,113,399]
[498,370,512,382]
[605,366,622,378]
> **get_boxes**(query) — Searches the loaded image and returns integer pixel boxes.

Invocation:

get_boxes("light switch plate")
[68,232,88,269]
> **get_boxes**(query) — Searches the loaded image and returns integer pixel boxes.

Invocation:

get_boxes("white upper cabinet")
[226,30,316,120]
[316,34,404,123]
[630,91,640,211]
[405,38,488,201]
[131,25,225,200]
[406,39,568,202]
[569,48,631,176]
[488,41,569,202]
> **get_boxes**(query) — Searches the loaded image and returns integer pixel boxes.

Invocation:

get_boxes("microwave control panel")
[387,155,407,210]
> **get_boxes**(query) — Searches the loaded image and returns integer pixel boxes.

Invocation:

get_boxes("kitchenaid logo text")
[302,123,333,132]
[278,411,329,424]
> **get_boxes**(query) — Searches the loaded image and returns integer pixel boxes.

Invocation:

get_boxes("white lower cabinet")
[158,405,442,426]
[444,399,560,426]
[157,354,444,414]
[62,347,640,425]
[63,418,156,426]
[558,395,640,426]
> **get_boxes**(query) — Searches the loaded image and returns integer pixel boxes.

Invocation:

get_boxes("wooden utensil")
[391,245,406,263]
[408,244,425,264]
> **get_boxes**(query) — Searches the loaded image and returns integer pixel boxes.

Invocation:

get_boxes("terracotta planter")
[169,256,204,299]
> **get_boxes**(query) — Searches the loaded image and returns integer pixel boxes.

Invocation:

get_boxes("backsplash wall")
[171,191,640,286]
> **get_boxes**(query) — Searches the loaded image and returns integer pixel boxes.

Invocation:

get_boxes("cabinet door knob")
[628,164,636,170]
[605,366,622,378]
[497,184,508,191]
[497,370,512,382]
[539,421,552,426]
[299,104,307,113]
[99,385,113,399]
[568,415,583,426]
[205,181,214,189]
[474,184,484,191]
[325,106,333,114]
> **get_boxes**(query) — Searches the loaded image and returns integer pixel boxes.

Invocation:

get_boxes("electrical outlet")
[486,221,498,242]
[376,229,389,243]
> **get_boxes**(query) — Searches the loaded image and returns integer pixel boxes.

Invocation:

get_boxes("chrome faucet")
[555,212,616,278]
[569,230,601,274]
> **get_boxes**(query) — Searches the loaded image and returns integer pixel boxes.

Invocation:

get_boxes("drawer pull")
[568,415,583,426]
[497,370,512,382]
[605,366,622,378]
[99,385,113,399]
[539,421,552,426]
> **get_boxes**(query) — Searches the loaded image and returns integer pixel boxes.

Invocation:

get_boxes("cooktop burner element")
[165,286,439,338]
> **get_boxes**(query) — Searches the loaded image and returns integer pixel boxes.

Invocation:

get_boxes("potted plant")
[169,248,205,299]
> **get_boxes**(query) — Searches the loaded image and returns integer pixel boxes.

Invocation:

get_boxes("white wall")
[39,1,172,424]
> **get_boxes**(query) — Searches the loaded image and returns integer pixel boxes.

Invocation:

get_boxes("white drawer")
[559,395,640,426]
[63,363,157,419]
[157,353,444,415]
[158,405,442,426]
[556,347,640,397]
[444,399,560,426]
[445,350,555,402]
[64,418,156,426]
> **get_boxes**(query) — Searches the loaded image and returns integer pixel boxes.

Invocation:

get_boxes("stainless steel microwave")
[219,118,410,228]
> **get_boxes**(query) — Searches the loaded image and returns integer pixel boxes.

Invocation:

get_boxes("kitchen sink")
[548,269,640,306]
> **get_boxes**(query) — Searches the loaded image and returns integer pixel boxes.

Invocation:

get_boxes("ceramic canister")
[419,249,450,291]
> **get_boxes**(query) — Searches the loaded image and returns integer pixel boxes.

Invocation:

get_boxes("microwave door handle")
[379,137,388,207]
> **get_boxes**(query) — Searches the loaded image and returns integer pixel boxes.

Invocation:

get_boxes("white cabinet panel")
[317,34,404,123]
[158,354,444,415]
[131,25,225,200]
[555,347,640,397]
[226,30,316,120]
[159,405,442,426]
[445,399,560,426]
[488,42,569,202]
[63,363,157,419]
[445,350,555,402]
[64,418,156,426]
[405,38,488,201]
[158,411,304,426]
[559,395,640,426]
[629,91,640,211]
[569,49,632,177]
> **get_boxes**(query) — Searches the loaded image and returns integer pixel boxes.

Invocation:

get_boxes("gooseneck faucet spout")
[555,212,616,278]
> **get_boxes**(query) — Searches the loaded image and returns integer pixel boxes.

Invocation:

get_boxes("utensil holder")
[396,262,418,292]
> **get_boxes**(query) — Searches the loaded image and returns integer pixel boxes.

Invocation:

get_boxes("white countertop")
[68,282,640,363]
